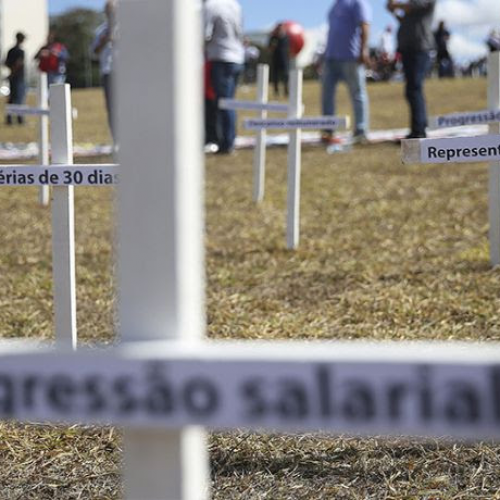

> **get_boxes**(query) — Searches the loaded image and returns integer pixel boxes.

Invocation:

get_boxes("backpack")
[38,43,64,72]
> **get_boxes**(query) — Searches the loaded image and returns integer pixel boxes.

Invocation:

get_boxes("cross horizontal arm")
[1,340,500,440]
[0,164,119,186]
[402,134,500,165]
[6,105,49,116]
[244,116,350,131]
[219,98,290,113]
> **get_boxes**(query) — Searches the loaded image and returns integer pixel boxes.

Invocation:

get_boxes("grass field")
[1,76,500,498]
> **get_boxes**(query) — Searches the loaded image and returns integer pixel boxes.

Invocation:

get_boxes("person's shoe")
[405,132,427,139]
[321,133,343,146]
[204,142,219,154]
[215,147,236,156]
[351,133,370,145]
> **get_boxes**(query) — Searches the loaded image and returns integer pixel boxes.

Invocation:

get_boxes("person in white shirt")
[92,0,116,141]
[204,0,245,154]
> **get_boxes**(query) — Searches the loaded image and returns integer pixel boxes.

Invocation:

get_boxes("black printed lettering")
[241,379,268,418]
[276,380,309,419]
[183,378,219,417]
[428,147,438,158]
[342,381,375,421]
[444,382,480,423]
[316,366,334,417]
[113,376,138,413]
[0,375,14,416]
[47,375,76,413]
[83,376,107,413]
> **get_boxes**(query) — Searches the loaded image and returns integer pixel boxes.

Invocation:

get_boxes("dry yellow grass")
[0,76,498,498]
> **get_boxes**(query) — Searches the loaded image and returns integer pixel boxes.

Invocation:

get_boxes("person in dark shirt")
[434,21,454,78]
[269,23,290,97]
[487,29,500,53]
[387,0,436,139]
[4,32,26,125]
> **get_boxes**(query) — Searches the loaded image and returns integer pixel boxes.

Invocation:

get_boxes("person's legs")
[6,77,15,125]
[211,61,242,152]
[343,61,369,136]
[402,51,430,137]
[102,73,114,141]
[271,62,280,96]
[48,73,66,86]
[321,59,341,139]
[205,97,218,145]
[7,77,25,125]
[281,64,289,97]
[15,79,26,124]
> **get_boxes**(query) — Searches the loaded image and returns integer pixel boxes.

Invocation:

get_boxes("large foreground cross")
[4,3,500,500]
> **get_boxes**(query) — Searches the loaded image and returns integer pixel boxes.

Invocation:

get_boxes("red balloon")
[282,21,305,56]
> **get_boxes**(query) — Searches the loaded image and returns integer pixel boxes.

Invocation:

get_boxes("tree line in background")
[51,8,307,89]
[50,8,103,89]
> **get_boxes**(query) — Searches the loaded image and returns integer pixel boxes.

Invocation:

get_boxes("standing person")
[268,23,290,97]
[321,0,372,146]
[387,0,436,139]
[4,32,26,126]
[92,0,116,141]
[434,21,454,78]
[487,29,500,53]
[204,0,245,155]
[204,60,219,151]
[243,37,260,84]
[379,25,395,62]
[35,32,69,85]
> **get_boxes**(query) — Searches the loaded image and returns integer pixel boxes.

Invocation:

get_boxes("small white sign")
[0,165,118,186]
[6,105,49,117]
[420,134,500,164]
[244,116,348,131]
[219,99,289,113]
[431,109,500,129]
[0,349,500,439]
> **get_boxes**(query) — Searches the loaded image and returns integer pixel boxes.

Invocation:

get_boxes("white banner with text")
[0,165,118,186]
[0,347,499,439]
[244,116,349,131]
[420,134,500,164]
[430,109,500,129]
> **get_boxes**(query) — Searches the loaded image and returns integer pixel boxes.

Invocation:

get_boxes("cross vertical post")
[287,69,303,250]
[116,1,208,499]
[488,51,500,266]
[38,72,50,206]
[49,84,77,350]
[253,64,269,203]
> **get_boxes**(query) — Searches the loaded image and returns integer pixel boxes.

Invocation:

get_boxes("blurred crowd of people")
[4,30,69,126]
[4,0,116,140]
[3,0,500,149]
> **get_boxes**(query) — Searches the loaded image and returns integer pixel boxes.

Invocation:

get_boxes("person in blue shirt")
[321,0,371,145]
[92,0,116,141]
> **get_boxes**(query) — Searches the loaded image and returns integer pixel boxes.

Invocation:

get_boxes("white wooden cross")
[2,3,500,500]
[2,83,118,349]
[402,52,500,267]
[6,73,50,205]
[219,63,289,203]
[243,69,349,250]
